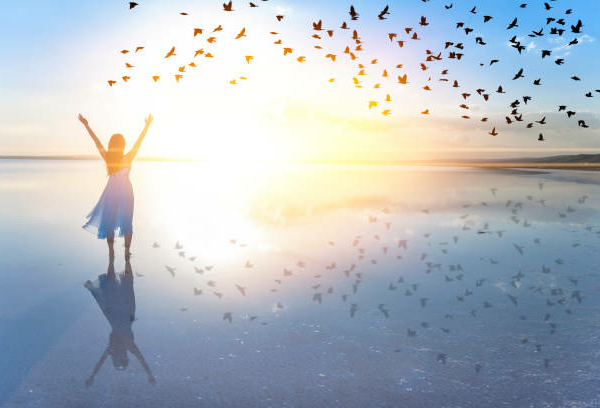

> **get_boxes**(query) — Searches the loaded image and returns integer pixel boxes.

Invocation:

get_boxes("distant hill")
[493,154,600,164]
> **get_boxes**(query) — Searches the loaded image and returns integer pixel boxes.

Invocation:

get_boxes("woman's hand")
[78,114,88,126]
[145,114,154,126]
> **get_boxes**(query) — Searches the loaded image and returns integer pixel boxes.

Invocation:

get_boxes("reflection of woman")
[84,259,155,387]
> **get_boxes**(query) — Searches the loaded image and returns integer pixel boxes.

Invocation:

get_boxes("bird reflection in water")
[84,259,155,387]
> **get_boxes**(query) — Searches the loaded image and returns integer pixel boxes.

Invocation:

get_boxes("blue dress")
[84,167,134,239]
[86,270,136,339]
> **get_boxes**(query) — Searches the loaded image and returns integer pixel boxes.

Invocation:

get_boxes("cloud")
[274,5,292,15]
[551,34,595,57]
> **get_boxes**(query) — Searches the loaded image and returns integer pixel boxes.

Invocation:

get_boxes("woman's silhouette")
[78,113,153,259]
[84,259,155,387]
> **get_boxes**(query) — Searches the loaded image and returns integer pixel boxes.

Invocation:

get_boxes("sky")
[0,0,599,161]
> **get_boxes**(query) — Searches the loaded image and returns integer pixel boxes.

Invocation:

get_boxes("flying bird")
[235,28,246,39]
[378,5,390,20]
[164,47,176,58]
[513,68,524,80]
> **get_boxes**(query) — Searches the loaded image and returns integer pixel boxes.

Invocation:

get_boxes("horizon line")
[2,154,600,169]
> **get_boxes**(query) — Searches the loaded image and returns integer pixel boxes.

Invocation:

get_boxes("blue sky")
[0,0,599,160]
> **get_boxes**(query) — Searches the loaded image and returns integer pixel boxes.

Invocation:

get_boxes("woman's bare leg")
[124,234,132,260]
[107,238,115,258]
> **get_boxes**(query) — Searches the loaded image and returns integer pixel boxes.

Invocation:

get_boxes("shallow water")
[1,160,600,407]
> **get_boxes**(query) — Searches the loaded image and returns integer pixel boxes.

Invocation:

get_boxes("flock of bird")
[106,0,595,141]
[142,180,599,373]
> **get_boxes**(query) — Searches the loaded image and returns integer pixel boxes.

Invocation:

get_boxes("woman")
[78,113,153,259]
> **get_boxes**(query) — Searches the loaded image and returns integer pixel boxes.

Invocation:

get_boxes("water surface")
[1,160,600,407]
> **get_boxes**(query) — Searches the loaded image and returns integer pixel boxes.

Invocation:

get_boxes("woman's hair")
[109,332,129,370]
[106,134,126,175]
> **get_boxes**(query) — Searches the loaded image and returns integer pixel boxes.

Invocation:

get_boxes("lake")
[1,160,599,407]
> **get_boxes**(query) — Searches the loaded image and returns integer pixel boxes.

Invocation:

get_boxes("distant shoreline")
[1,155,600,170]
[0,155,199,162]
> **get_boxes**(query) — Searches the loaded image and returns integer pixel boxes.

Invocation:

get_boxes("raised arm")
[129,341,156,384]
[125,114,153,162]
[85,347,110,388]
[78,114,107,160]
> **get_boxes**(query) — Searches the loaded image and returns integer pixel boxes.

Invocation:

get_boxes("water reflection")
[3,162,600,406]
[84,259,155,387]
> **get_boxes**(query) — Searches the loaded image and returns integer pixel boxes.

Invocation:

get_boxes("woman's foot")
[125,248,132,261]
